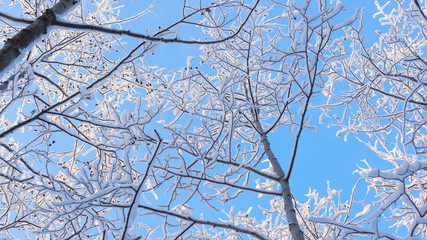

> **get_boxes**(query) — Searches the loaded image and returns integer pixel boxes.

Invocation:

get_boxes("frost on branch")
[144,0,359,239]
[0,0,369,238]
[312,0,427,239]
[0,0,240,238]
[309,150,427,239]
[322,0,427,154]
[0,0,293,238]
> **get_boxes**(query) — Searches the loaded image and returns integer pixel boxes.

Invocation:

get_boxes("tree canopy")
[0,0,426,239]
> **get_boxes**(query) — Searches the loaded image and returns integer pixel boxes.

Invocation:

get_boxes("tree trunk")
[0,0,77,74]
[254,121,305,240]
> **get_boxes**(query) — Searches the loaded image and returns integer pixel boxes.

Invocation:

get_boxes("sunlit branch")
[155,165,282,196]
[121,130,162,240]
[0,0,261,75]
[0,0,78,74]
[136,204,268,240]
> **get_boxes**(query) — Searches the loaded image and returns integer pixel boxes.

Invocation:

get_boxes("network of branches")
[0,0,426,239]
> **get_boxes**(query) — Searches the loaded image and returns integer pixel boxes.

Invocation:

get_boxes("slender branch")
[120,130,162,240]
[136,204,268,240]
[154,165,282,196]
[51,0,259,46]
[216,159,279,181]
[414,0,427,23]
[174,222,195,240]
[0,0,260,75]
[0,12,34,24]
[0,38,145,139]
[284,82,314,181]
[34,71,68,97]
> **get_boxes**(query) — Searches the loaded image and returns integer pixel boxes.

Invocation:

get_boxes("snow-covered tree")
[310,0,427,239]
[0,0,271,238]
[1,0,425,239]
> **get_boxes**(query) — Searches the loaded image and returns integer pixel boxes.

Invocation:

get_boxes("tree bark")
[254,120,305,240]
[0,0,77,74]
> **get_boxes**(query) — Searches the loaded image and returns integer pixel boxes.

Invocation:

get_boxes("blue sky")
[0,0,405,238]
[117,0,392,233]
[131,0,385,200]
[128,1,397,237]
